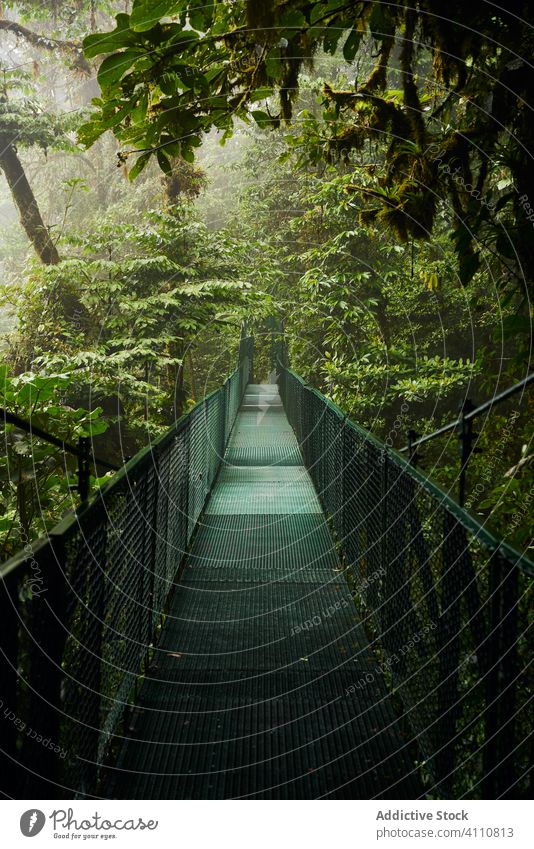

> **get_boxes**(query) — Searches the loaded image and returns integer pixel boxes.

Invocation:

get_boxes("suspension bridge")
[0,331,532,799]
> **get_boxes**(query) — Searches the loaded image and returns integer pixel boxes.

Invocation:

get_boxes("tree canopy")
[81,0,534,294]
[0,0,532,560]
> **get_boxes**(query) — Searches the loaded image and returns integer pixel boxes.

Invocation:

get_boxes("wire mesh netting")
[0,337,252,798]
[1,333,532,800]
[107,381,423,800]
[278,365,533,799]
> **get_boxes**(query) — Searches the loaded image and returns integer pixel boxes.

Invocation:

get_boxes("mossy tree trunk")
[0,138,60,265]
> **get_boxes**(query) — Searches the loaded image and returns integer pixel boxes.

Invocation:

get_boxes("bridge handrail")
[400,371,534,452]
[0,335,253,798]
[277,361,533,799]
[279,365,534,578]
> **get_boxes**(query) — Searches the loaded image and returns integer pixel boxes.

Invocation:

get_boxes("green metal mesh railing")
[0,336,252,798]
[278,365,533,799]
[1,324,531,800]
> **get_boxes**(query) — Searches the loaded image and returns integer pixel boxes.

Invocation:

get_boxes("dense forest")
[0,0,532,560]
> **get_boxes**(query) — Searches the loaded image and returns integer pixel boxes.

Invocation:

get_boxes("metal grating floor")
[206,483,322,514]
[107,384,421,799]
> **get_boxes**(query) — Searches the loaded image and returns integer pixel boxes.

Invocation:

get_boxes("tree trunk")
[0,140,60,264]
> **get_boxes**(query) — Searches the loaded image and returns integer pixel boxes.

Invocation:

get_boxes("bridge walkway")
[108,384,421,799]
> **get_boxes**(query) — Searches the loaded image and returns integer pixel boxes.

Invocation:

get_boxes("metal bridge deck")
[107,385,421,799]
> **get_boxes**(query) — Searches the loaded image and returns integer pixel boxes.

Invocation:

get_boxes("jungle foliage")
[81,1,534,302]
[0,0,531,559]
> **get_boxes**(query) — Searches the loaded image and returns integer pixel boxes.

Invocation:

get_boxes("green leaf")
[130,0,180,32]
[159,137,182,156]
[81,421,109,436]
[250,110,271,127]
[425,271,439,291]
[188,10,205,31]
[458,250,480,285]
[204,66,225,83]
[157,149,172,174]
[188,0,214,30]
[131,91,149,124]
[249,87,274,103]
[265,51,282,80]
[494,191,514,212]
[168,29,200,48]
[85,407,104,420]
[205,95,228,109]
[128,152,151,180]
[311,2,345,25]
[343,27,362,61]
[323,23,342,55]
[279,9,307,29]
[278,149,293,164]
[369,4,388,40]
[77,119,109,148]
[83,14,139,58]
[105,100,135,128]
[97,50,141,90]
[159,72,180,95]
